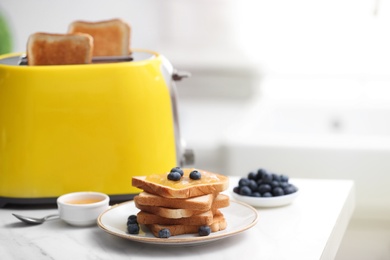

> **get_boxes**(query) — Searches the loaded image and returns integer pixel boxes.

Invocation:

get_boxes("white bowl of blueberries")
[232,168,299,208]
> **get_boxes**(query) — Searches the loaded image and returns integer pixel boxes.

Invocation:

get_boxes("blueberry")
[167,171,181,181]
[248,179,258,191]
[251,192,261,197]
[248,171,257,180]
[279,182,290,188]
[239,186,252,196]
[261,172,273,183]
[233,186,240,194]
[270,180,280,188]
[262,192,272,197]
[238,178,250,187]
[258,183,272,194]
[272,173,281,182]
[272,187,285,196]
[127,223,140,234]
[284,185,298,195]
[127,215,137,225]
[170,167,184,176]
[158,228,171,238]
[198,226,211,236]
[291,184,298,191]
[280,175,289,182]
[189,170,201,180]
[256,168,268,180]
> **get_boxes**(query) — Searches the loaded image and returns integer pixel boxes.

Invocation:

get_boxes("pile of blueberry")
[127,214,173,238]
[167,167,201,181]
[233,168,298,198]
[127,215,140,234]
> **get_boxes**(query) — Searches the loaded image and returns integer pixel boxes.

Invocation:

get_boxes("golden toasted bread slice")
[135,193,230,219]
[132,168,229,199]
[134,192,215,211]
[68,18,130,56]
[146,211,227,237]
[26,32,93,65]
[137,210,214,226]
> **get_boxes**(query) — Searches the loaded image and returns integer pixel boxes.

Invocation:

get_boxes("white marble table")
[0,177,355,260]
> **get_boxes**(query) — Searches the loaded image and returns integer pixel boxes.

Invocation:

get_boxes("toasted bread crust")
[146,211,227,237]
[68,18,130,56]
[135,194,229,219]
[27,32,93,65]
[137,210,214,226]
[132,169,229,199]
[134,192,214,210]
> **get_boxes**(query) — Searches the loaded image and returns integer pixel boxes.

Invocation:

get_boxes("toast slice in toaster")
[132,168,229,199]
[134,193,230,219]
[145,210,227,237]
[68,18,131,56]
[26,32,93,65]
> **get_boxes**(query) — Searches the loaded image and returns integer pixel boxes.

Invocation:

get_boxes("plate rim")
[97,199,259,245]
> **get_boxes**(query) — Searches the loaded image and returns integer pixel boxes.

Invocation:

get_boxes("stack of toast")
[132,168,230,238]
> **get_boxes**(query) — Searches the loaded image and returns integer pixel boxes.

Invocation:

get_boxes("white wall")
[3,0,390,78]
[0,0,243,70]
[234,0,390,77]
[0,0,164,52]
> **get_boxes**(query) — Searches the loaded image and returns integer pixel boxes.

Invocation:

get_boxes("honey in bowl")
[57,191,109,226]
[65,198,103,204]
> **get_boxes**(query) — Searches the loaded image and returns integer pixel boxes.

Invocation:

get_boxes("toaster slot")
[18,54,133,65]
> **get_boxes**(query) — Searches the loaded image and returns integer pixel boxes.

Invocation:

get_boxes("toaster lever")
[172,70,191,81]
[181,148,195,166]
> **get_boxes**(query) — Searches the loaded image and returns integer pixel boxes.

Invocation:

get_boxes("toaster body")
[0,50,184,206]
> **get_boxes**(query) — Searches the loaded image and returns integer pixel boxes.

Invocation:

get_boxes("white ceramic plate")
[97,200,258,246]
[232,189,299,208]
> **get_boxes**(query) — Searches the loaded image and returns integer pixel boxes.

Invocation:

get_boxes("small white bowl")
[57,191,109,227]
[232,189,299,208]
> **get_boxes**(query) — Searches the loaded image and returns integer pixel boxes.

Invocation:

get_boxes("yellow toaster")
[0,49,192,207]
